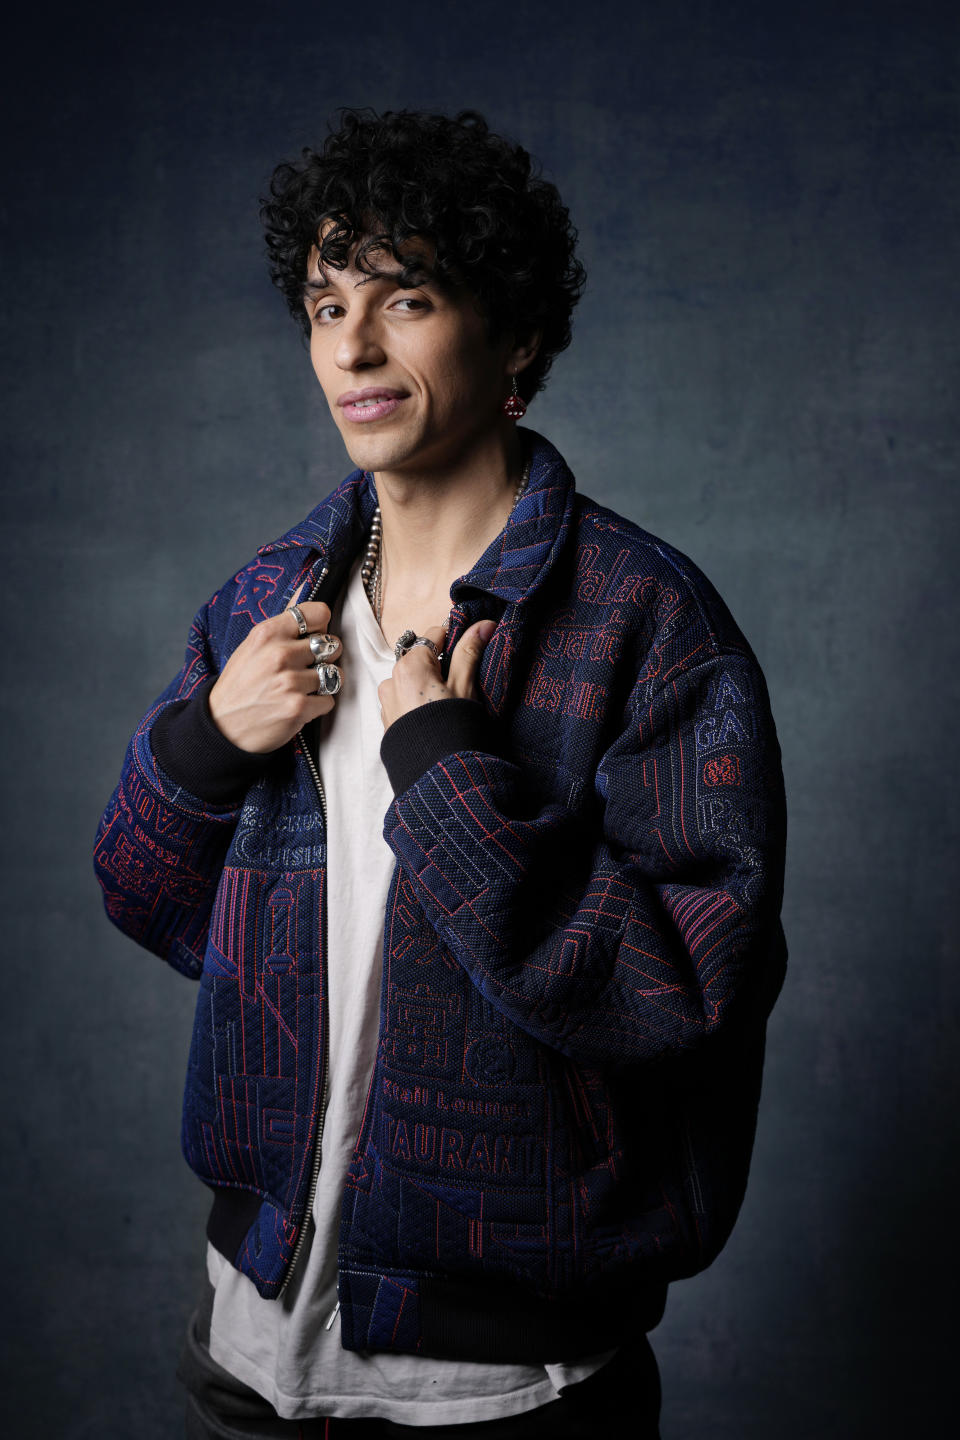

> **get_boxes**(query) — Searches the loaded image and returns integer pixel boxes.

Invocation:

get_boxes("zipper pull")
[323,1298,341,1331]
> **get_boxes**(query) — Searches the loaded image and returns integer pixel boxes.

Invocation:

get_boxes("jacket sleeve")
[380,646,788,1067]
[93,594,258,978]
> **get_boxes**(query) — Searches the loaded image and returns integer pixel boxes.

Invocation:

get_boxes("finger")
[300,693,338,720]
[393,623,446,669]
[283,599,334,638]
[416,623,448,662]
[277,656,346,697]
[267,636,342,671]
[446,619,496,697]
[302,660,345,696]
[297,601,336,631]
[299,632,342,666]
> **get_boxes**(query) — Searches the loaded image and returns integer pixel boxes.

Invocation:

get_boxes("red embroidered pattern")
[703,753,741,786]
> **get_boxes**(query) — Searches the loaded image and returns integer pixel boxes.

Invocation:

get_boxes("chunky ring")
[315,663,342,696]
[289,604,308,638]
[309,633,338,660]
[410,637,440,662]
[394,628,418,661]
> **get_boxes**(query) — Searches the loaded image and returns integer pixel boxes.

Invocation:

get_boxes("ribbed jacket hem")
[150,677,272,804]
[204,1187,668,1363]
[380,697,502,796]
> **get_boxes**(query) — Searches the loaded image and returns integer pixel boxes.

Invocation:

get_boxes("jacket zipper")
[278,562,458,1309]
[277,562,332,1297]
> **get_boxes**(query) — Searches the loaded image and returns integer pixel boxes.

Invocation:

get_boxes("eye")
[312,302,344,325]
[391,295,431,313]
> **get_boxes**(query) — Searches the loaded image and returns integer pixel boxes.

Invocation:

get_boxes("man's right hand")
[208,601,343,753]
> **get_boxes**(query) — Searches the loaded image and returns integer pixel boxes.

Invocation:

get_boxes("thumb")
[447,619,497,698]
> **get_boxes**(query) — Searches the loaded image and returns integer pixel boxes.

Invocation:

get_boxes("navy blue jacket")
[94,428,787,1364]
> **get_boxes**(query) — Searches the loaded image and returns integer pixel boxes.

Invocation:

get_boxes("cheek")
[429,336,498,404]
[309,342,336,398]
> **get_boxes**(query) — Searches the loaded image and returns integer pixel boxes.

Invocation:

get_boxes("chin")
[336,431,385,471]
[339,430,422,476]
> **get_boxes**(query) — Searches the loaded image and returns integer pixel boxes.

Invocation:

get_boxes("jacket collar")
[257,427,577,609]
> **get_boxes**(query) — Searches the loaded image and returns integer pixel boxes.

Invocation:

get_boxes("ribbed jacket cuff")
[380,698,502,796]
[149,677,271,805]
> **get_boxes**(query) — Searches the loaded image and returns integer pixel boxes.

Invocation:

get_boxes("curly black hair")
[260,107,586,403]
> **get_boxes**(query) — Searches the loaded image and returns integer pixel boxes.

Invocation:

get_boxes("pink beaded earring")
[503,373,527,420]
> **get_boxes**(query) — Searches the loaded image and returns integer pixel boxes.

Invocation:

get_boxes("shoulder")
[569,492,756,664]
[193,499,344,661]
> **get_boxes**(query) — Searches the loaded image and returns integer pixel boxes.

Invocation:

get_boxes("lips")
[338,387,409,423]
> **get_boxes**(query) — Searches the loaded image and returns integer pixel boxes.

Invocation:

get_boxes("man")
[94,108,788,1437]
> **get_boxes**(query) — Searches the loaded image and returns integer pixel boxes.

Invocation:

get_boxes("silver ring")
[410,637,440,661]
[309,633,338,660]
[394,630,440,663]
[315,663,342,696]
[289,605,308,638]
[394,628,418,661]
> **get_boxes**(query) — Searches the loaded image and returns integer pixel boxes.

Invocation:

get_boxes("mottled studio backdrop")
[2,1,957,1435]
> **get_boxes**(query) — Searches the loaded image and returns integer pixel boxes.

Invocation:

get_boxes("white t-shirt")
[205,551,616,1423]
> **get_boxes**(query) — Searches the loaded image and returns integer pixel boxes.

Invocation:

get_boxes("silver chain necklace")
[361,456,531,631]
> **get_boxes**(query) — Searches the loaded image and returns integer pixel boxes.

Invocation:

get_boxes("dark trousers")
[177,1278,662,1438]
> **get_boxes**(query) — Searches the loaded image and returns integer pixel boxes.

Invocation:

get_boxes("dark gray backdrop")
[3,1,957,1435]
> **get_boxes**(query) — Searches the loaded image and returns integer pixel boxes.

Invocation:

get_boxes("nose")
[333,305,385,372]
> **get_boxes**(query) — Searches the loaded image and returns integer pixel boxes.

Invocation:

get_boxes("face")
[303,234,518,479]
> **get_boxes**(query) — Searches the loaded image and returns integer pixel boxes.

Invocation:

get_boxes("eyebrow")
[302,261,436,302]
[303,271,384,298]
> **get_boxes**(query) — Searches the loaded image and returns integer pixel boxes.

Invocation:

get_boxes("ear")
[507,327,542,376]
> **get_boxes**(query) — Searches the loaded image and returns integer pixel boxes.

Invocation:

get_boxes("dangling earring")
[503,373,527,420]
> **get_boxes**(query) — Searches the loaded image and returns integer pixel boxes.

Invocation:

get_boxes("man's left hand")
[378,620,496,730]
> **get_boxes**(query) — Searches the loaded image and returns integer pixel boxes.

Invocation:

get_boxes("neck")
[372,428,526,599]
